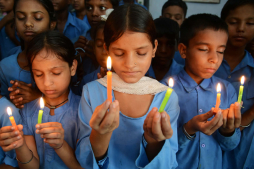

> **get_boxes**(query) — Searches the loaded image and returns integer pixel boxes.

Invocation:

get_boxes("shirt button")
[201,144,205,148]
[228,75,231,78]
[196,86,199,90]
[199,109,203,112]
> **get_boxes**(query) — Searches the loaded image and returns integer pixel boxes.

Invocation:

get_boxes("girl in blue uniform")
[76,4,180,169]
[0,31,83,169]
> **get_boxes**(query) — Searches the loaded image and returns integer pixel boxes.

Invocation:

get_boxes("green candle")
[238,76,245,103]
[38,97,44,124]
[159,78,174,113]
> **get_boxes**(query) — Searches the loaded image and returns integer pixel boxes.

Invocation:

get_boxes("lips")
[24,31,35,36]
[122,71,139,76]
[45,90,56,95]
[205,68,216,73]
[232,36,246,41]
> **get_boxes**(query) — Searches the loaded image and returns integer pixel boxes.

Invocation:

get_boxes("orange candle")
[107,56,112,102]
[7,107,18,130]
[214,83,221,112]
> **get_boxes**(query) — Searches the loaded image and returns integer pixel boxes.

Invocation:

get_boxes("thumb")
[201,110,214,121]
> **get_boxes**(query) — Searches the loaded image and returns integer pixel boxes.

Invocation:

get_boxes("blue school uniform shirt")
[76,80,180,169]
[63,12,90,41]
[0,53,32,99]
[20,90,80,169]
[7,46,22,57]
[162,69,241,169]
[0,18,19,60]
[71,12,91,28]
[119,0,147,10]
[0,96,20,167]
[214,51,254,169]
[173,51,185,66]
[146,59,183,82]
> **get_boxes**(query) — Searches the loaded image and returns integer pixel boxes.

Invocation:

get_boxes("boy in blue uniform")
[146,17,183,82]
[162,14,241,169]
[215,0,254,168]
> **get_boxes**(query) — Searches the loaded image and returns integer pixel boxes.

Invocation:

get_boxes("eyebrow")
[229,17,254,20]
[32,66,65,71]
[112,45,149,50]
[195,42,226,48]
[16,11,44,14]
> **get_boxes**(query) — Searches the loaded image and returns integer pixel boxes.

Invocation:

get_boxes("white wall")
[149,0,228,19]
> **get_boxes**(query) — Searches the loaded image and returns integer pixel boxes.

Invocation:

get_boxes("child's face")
[180,29,228,84]
[162,5,185,26]
[85,0,113,28]
[0,0,14,13]
[225,4,254,48]
[154,36,175,67]
[107,31,158,83]
[52,0,70,12]
[32,48,77,99]
[94,28,107,68]
[72,0,85,11]
[15,0,52,43]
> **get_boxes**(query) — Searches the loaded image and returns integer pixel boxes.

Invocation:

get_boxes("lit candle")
[159,78,174,113]
[238,76,245,103]
[107,56,112,103]
[38,97,44,124]
[214,83,221,112]
[7,107,18,130]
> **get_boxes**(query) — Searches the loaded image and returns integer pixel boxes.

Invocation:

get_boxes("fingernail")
[11,126,14,130]
[105,100,110,107]
[36,125,40,128]
[15,131,18,135]
[162,113,166,119]
[156,113,160,119]
[44,139,46,142]
[112,102,116,108]
[17,136,21,139]
[36,130,39,134]
[13,143,16,147]
[235,102,239,106]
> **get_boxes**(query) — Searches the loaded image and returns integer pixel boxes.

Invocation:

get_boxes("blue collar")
[177,69,213,93]
[63,12,82,33]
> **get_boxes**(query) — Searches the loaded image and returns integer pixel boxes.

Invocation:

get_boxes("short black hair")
[161,0,188,18]
[85,0,119,9]
[180,13,228,46]
[154,17,179,42]
[221,0,254,20]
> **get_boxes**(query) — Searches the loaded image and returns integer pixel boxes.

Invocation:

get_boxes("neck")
[76,10,86,20]
[56,9,69,22]
[45,89,70,108]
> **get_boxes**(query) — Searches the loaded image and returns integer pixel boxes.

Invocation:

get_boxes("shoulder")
[211,76,236,93]
[0,53,17,66]
[0,96,19,115]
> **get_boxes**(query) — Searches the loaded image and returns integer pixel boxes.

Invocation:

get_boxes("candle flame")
[217,83,221,93]
[169,78,174,88]
[40,97,44,109]
[7,107,12,116]
[241,76,245,85]
[107,56,112,70]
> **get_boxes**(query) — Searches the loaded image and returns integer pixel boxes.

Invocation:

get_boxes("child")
[146,17,183,82]
[162,14,241,169]
[72,0,90,27]
[0,0,19,60]
[76,5,180,169]
[215,0,254,168]
[0,31,83,169]
[0,0,57,108]
[51,0,89,40]
[0,94,20,168]
[119,0,147,10]
[246,38,254,57]
[161,0,187,66]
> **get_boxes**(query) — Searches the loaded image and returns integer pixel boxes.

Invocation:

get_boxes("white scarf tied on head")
[100,8,114,21]
[96,73,169,95]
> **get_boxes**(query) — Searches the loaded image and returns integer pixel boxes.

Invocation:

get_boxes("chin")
[120,76,142,84]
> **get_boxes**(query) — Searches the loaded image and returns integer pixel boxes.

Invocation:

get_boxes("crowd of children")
[0,0,253,168]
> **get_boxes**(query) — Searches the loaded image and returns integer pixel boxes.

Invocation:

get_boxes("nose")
[237,21,245,32]
[102,47,107,55]
[92,7,100,17]
[43,74,53,87]
[124,52,136,69]
[208,50,219,64]
[24,17,34,28]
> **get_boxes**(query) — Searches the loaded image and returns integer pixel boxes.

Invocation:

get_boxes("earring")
[134,63,137,65]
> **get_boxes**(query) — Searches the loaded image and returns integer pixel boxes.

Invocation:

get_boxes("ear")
[71,59,78,76]
[178,43,187,59]
[152,39,158,58]
[50,21,57,30]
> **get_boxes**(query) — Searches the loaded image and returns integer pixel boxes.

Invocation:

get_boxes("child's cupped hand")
[74,36,94,60]
[184,108,223,136]
[89,100,120,135]
[143,108,173,143]
[219,102,241,136]
[0,125,24,151]
[97,67,107,79]
[8,80,41,108]
[35,122,64,149]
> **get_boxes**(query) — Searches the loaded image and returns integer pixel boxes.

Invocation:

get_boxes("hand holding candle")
[107,56,112,103]
[159,78,174,113]
[238,76,245,104]
[38,97,44,124]
[7,107,18,130]
[214,83,221,113]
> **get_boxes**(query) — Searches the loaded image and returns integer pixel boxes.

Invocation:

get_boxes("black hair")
[104,4,156,49]
[221,0,254,20]
[161,0,188,18]
[13,0,56,50]
[27,31,84,86]
[85,0,119,9]
[154,17,179,43]
[180,13,228,46]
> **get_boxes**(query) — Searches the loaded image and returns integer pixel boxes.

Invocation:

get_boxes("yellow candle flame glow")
[7,107,12,116]
[169,78,174,88]
[107,56,112,70]
[217,83,221,93]
[40,97,44,109]
[241,76,245,85]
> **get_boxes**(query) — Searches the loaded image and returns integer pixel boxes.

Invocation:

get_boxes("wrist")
[184,121,196,136]
[219,128,235,137]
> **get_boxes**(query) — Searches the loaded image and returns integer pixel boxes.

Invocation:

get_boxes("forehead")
[86,0,110,5]
[16,0,47,12]
[163,5,184,15]
[96,28,104,40]
[226,4,254,20]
